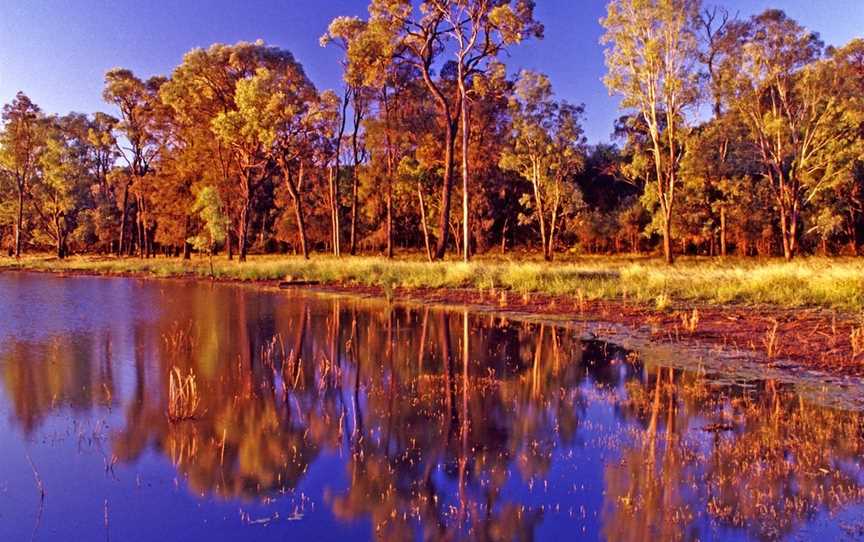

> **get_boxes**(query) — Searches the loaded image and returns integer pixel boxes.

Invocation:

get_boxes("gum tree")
[500,70,586,260]
[724,12,862,259]
[601,0,701,264]
[0,92,44,257]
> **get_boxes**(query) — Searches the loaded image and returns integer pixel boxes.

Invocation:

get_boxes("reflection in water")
[0,273,863,541]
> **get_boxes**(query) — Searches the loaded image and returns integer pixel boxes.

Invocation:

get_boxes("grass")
[2,252,864,312]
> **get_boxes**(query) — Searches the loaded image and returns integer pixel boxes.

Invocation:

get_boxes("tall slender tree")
[602,0,701,264]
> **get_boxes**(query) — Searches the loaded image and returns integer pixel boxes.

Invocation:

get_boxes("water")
[0,271,862,541]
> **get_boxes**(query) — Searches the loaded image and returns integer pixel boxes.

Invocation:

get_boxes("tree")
[103,69,166,257]
[188,187,227,276]
[84,113,120,253]
[602,0,701,264]
[724,11,861,260]
[429,0,543,261]
[360,1,460,260]
[0,92,44,257]
[500,71,586,260]
[161,41,299,261]
[32,114,94,258]
[208,47,315,261]
[321,16,372,257]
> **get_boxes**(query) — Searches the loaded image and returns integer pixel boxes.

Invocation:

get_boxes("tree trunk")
[662,215,674,265]
[386,180,393,259]
[349,169,359,255]
[55,214,64,259]
[780,203,793,261]
[14,186,24,258]
[226,228,234,261]
[349,89,365,256]
[117,182,130,257]
[459,78,470,263]
[283,161,308,259]
[291,194,308,259]
[137,199,146,260]
[531,165,549,262]
[418,183,433,263]
[331,89,349,257]
[329,167,341,256]
[183,218,192,260]
[238,201,250,262]
[720,206,727,258]
[434,118,458,260]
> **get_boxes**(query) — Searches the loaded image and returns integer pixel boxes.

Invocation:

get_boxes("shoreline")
[3,257,863,378]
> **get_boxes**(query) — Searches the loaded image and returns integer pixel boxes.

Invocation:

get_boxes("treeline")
[0,1,862,262]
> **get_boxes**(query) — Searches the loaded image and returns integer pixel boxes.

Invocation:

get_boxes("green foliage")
[188,187,227,254]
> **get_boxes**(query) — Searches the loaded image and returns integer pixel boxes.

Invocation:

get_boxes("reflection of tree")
[704,383,864,540]
[6,283,864,540]
[604,370,864,541]
[1,332,115,433]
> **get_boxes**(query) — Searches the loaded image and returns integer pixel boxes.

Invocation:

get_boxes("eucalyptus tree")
[103,69,167,256]
[211,55,317,261]
[601,0,701,264]
[427,0,543,261]
[500,70,586,261]
[0,92,44,257]
[31,114,95,258]
[85,112,121,252]
[160,41,300,260]
[321,16,372,256]
[723,11,860,259]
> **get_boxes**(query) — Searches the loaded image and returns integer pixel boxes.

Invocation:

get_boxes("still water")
[0,272,863,541]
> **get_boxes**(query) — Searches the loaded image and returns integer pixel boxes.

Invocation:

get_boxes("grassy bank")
[2,254,863,312]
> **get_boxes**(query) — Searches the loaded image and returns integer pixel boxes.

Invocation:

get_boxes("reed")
[167,366,202,422]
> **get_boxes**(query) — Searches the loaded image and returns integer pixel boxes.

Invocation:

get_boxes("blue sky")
[0,0,861,144]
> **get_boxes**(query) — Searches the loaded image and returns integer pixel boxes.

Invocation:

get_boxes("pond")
[0,271,863,541]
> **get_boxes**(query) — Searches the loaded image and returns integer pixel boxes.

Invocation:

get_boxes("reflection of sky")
[0,273,157,343]
[0,272,863,541]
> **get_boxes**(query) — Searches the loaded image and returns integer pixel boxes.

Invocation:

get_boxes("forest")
[0,0,862,266]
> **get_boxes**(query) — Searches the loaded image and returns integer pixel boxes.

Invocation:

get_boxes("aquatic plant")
[167,366,202,422]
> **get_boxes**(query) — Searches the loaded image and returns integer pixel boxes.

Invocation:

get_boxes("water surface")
[1,272,863,541]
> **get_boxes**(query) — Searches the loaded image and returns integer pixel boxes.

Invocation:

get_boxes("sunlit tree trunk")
[14,187,24,258]
[282,160,309,259]
[434,117,458,260]
[418,182,433,262]
[458,70,471,262]
[117,181,130,257]
[331,89,349,257]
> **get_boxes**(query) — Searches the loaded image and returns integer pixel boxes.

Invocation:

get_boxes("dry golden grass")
[3,253,864,312]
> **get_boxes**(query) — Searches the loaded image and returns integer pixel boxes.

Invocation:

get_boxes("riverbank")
[3,253,864,375]
[3,253,864,309]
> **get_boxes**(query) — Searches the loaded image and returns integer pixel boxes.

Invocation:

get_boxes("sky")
[0,0,862,144]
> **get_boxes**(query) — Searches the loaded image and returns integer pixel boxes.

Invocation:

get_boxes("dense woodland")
[0,0,862,263]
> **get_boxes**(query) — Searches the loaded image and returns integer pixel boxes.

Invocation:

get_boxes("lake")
[0,272,863,541]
